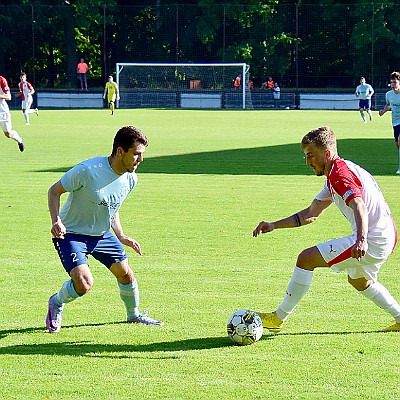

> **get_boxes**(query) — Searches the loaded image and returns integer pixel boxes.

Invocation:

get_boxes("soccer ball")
[227,309,263,346]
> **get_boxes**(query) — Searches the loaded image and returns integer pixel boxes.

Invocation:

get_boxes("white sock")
[10,130,22,143]
[27,109,36,114]
[360,111,366,122]
[24,112,29,124]
[55,280,80,306]
[360,281,400,322]
[276,266,313,320]
[118,279,140,319]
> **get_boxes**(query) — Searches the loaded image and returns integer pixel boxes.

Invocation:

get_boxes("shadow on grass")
[0,338,232,357]
[0,321,120,340]
[0,323,389,357]
[34,139,397,176]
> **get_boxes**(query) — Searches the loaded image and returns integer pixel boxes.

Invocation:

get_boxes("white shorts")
[0,111,12,132]
[22,97,33,110]
[317,233,395,282]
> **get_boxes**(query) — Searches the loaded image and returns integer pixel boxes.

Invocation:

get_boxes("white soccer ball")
[285,106,290,110]
[227,309,263,346]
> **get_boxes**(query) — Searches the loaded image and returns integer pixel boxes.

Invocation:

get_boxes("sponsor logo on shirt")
[98,199,120,210]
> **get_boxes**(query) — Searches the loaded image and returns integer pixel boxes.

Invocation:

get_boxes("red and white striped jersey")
[18,81,34,101]
[315,158,394,238]
[0,76,10,113]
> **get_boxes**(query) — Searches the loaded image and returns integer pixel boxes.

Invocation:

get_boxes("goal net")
[116,63,252,109]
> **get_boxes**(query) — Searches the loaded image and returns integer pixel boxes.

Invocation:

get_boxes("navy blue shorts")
[394,125,400,143]
[52,231,128,273]
[359,99,371,110]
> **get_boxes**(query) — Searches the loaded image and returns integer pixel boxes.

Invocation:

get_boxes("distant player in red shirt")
[253,126,400,333]
[77,58,89,90]
[0,75,24,151]
[17,73,38,126]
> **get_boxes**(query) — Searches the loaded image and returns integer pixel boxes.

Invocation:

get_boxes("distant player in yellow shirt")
[103,76,120,115]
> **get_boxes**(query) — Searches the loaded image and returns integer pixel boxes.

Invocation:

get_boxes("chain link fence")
[0,3,398,92]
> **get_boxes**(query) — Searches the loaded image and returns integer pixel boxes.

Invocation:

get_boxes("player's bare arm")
[252,199,332,237]
[348,197,369,260]
[0,92,11,101]
[111,211,142,255]
[48,180,67,239]
[379,104,390,116]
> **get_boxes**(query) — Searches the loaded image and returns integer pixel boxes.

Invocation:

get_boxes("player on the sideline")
[103,75,119,115]
[355,76,374,123]
[379,71,400,174]
[0,75,24,152]
[17,73,38,126]
[46,125,164,334]
[253,126,400,333]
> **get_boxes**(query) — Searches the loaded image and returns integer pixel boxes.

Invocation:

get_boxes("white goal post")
[116,63,252,109]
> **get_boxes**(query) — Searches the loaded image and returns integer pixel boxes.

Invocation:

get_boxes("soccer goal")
[116,63,252,109]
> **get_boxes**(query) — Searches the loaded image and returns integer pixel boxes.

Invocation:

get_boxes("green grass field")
[1,108,400,399]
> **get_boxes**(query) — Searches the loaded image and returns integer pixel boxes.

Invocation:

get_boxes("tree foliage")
[0,0,399,89]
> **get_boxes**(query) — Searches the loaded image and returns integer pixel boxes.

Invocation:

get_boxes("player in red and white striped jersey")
[17,73,38,126]
[0,75,24,151]
[253,126,400,332]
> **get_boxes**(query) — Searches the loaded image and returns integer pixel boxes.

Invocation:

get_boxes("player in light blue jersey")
[355,76,374,123]
[46,126,164,333]
[379,71,400,174]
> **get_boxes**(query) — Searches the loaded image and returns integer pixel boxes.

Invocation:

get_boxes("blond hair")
[301,126,337,153]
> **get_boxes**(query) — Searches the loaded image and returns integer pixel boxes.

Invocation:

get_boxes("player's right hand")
[253,221,274,237]
[51,219,66,239]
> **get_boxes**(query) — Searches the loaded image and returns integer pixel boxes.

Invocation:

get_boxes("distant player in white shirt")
[253,126,400,333]
[379,71,400,174]
[0,75,24,151]
[17,73,38,126]
[355,76,374,123]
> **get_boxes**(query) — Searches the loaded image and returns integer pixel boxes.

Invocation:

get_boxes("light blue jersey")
[60,156,137,236]
[355,83,373,100]
[385,90,400,127]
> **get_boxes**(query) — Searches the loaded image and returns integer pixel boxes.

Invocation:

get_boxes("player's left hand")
[119,235,142,255]
[351,238,368,261]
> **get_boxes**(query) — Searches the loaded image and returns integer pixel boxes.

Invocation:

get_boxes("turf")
[0,109,399,399]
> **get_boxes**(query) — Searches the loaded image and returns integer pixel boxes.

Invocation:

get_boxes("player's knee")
[347,275,371,291]
[4,131,11,138]
[296,247,319,271]
[296,250,311,269]
[71,271,94,295]
[113,264,135,284]
[74,277,93,295]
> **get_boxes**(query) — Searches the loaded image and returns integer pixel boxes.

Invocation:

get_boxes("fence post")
[31,4,36,86]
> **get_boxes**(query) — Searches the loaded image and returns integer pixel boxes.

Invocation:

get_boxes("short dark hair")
[111,126,149,155]
[390,71,400,81]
